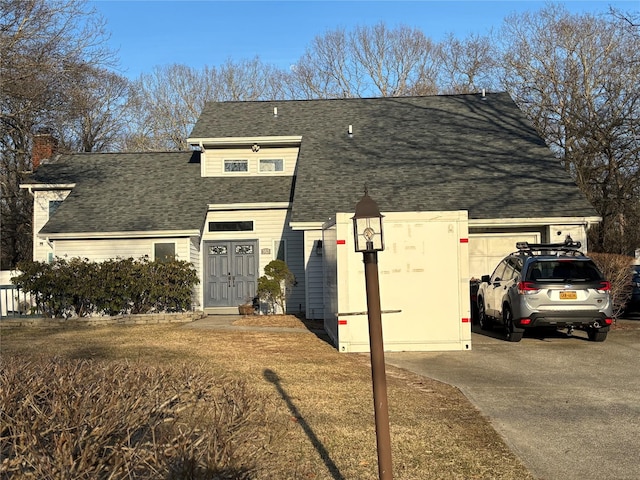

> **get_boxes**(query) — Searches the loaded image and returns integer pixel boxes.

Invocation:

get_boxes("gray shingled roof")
[191,92,598,224]
[31,151,293,234]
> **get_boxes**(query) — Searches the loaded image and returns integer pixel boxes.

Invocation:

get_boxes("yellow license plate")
[560,291,577,300]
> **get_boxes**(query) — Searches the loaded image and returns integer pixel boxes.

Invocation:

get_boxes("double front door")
[204,240,258,308]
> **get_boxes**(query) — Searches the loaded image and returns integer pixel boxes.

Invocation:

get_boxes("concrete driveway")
[385,322,640,480]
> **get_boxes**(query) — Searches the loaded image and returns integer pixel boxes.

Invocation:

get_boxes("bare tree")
[286,23,441,98]
[125,58,282,151]
[59,66,131,153]
[437,33,499,94]
[498,4,640,254]
[0,0,114,268]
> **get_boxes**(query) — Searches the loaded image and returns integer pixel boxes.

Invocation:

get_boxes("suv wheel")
[478,300,492,330]
[503,306,524,342]
[587,328,608,342]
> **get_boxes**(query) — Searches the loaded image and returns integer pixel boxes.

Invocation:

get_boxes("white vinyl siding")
[52,237,192,263]
[189,236,201,309]
[202,208,305,315]
[203,146,298,177]
[304,230,324,320]
[32,190,71,262]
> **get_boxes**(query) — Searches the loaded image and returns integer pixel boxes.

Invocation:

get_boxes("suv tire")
[587,328,608,342]
[504,306,524,342]
[478,300,492,330]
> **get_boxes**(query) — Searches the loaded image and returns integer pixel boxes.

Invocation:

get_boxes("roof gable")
[31,151,293,235]
[190,93,597,223]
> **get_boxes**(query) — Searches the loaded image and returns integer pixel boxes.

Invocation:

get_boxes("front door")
[204,240,258,308]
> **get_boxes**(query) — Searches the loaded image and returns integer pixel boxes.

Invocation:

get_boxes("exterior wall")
[32,190,71,261]
[189,236,202,310]
[201,207,305,314]
[303,230,324,319]
[202,145,299,177]
[52,237,193,263]
[547,224,588,251]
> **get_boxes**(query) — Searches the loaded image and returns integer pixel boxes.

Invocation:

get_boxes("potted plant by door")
[238,298,255,316]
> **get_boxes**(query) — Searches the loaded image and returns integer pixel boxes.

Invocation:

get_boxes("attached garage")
[469,232,542,279]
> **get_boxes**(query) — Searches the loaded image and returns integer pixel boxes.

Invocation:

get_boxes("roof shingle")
[190,92,597,223]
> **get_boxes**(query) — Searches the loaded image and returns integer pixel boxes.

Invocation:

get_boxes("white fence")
[0,270,37,318]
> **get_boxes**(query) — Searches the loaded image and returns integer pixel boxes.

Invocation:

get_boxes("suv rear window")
[526,260,603,282]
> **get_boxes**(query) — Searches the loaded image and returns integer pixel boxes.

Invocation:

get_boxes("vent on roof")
[481,88,486,100]
[348,125,353,137]
[273,107,278,117]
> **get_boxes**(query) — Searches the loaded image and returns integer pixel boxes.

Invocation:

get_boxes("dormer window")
[224,159,248,173]
[259,158,284,173]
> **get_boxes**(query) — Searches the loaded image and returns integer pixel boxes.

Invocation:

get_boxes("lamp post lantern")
[352,190,393,480]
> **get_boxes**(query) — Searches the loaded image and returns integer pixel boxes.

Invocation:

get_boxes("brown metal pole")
[363,251,393,480]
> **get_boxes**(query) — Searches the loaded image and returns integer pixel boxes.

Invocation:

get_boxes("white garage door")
[469,232,541,279]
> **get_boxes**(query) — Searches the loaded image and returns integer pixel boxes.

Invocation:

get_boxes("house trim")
[208,202,290,211]
[38,230,200,240]
[290,222,325,231]
[469,216,601,227]
[21,183,76,191]
[188,136,302,147]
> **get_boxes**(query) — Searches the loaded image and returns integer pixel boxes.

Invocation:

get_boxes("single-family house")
[21,92,600,348]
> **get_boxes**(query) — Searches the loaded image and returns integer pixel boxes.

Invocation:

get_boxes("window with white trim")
[224,159,248,173]
[259,158,284,173]
[154,242,176,262]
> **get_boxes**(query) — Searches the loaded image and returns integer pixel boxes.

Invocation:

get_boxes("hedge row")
[12,257,199,318]
[589,252,635,318]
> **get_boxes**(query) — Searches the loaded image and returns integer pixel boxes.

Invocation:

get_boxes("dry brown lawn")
[0,315,535,479]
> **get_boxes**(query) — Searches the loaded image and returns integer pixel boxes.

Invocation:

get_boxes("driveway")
[385,322,640,480]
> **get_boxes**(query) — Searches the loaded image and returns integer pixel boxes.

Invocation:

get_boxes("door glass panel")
[235,245,253,255]
[209,245,228,255]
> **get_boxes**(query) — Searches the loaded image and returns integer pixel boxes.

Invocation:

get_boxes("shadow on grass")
[263,368,345,480]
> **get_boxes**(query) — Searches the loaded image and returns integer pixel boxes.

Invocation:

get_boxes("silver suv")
[477,240,613,342]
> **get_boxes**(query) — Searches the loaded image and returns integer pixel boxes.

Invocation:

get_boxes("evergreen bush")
[257,260,295,314]
[12,257,199,318]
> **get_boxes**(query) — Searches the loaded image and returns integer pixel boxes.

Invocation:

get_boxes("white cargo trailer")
[323,211,471,353]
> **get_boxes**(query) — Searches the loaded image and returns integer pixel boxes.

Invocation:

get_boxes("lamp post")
[352,190,393,480]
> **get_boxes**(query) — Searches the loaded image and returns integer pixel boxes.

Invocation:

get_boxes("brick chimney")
[32,132,58,170]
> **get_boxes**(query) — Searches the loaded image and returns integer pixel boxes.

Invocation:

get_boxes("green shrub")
[257,260,296,314]
[12,257,199,318]
[589,252,634,318]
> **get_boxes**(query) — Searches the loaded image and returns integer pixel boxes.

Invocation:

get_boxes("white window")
[259,159,284,173]
[224,159,248,173]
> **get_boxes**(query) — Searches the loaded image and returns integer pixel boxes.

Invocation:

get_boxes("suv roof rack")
[514,238,585,257]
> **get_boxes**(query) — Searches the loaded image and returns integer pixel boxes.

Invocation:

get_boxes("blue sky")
[91,1,637,79]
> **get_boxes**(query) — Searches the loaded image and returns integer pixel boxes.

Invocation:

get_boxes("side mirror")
[481,275,491,283]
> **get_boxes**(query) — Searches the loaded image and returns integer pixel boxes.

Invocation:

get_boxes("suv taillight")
[597,281,611,293]
[518,281,540,294]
